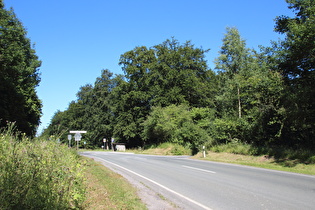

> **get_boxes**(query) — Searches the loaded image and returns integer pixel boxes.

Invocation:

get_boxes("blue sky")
[4,0,293,134]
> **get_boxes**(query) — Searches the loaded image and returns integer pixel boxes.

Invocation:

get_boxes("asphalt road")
[81,151,315,210]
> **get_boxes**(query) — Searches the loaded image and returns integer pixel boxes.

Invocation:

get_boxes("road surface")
[81,151,315,210]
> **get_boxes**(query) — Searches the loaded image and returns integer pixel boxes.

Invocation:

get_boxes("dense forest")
[41,0,314,153]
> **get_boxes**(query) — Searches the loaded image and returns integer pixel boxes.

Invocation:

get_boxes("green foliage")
[142,105,211,153]
[210,141,252,155]
[0,124,86,209]
[115,38,216,146]
[209,141,315,166]
[274,0,315,149]
[141,142,191,156]
[214,27,285,146]
[158,143,191,155]
[42,69,116,148]
[0,2,42,137]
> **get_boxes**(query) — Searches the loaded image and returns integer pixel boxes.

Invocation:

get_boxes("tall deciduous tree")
[215,27,249,119]
[82,69,115,147]
[116,38,216,146]
[43,70,117,148]
[0,2,42,137]
[215,27,284,145]
[274,0,315,148]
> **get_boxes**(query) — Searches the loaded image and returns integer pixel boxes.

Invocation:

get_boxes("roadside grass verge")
[130,143,191,156]
[193,151,315,175]
[82,156,147,210]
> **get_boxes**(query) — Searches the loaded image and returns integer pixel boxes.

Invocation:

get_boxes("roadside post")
[103,138,106,150]
[111,138,115,151]
[203,145,206,158]
[74,133,81,150]
[68,135,72,147]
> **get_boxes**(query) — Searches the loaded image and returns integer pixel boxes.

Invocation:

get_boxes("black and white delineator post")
[70,131,87,150]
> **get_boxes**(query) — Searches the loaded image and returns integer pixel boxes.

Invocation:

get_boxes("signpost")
[68,135,72,147]
[111,138,115,151]
[74,133,82,141]
[69,131,87,150]
[103,138,106,150]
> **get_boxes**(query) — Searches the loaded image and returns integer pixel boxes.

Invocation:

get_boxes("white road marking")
[90,156,213,210]
[182,165,216,174]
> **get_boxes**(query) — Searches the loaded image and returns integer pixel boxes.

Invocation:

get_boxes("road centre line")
[182,165,216,174]
[90,155,213,210]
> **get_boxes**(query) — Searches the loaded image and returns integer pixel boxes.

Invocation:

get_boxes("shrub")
[0,125,86,209]
[210,141,251,155]
[142,105,211,153]
[156,143,191,155]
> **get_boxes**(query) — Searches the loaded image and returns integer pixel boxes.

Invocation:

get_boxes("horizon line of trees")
[42,0,314,152]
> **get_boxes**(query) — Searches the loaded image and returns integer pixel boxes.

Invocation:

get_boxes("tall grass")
[0,124,86,209]
[209,141,315,165]
[139,142,191,155]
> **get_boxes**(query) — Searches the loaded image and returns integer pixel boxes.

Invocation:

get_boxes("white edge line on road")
[88,155,213,210]
[182,165,216,174]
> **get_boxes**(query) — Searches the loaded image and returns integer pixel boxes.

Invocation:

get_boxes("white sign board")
[74,133,82,141]
[70,131,87,134]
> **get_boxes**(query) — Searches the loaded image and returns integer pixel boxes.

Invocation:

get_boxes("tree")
[42,70,117,148]
[109,74,148,147]
[151,39,214,107]
[274,0,315,148]
[214,27,284,145]
[116,38,216,146]
[82,69,115,147]
[215,27,249,119]
[0,2,42,137]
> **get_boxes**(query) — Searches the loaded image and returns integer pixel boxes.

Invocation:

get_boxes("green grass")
[82,156,147,210]
[193,151,315,175]
[0,124,146,210]
[131,143,191,156]
[0,125,86,209]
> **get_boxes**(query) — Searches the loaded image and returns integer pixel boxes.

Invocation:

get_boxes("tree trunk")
[238,87,241,118]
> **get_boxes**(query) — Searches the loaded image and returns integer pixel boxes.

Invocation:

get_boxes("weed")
[0,124,86,209]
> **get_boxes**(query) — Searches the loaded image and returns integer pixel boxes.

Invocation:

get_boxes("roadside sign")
[68,135,72,140]
[74,133,82,141]
[70,131,87,134]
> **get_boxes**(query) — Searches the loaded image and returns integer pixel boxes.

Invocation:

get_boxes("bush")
[142,105,211,153]
[0,125,86,209]
[156,143,191,155]
[210,141,252,155]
